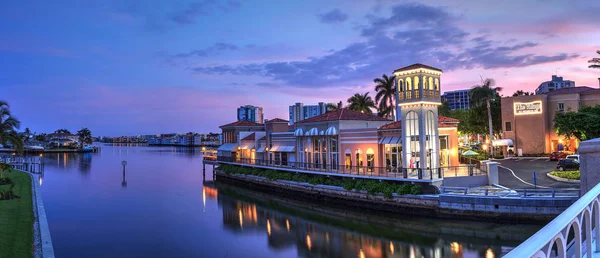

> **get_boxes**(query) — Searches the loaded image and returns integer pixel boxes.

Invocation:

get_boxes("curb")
[546,172,580,184]
[20,170,55,258]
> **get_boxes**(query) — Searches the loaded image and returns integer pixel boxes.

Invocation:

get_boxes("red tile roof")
[241,133,255,141]
[378,115,459,130]
[545,86,600,96]
[296,108,391,124]
[266,118,289,123]
[394,63,443,73]
[219,120,263,128]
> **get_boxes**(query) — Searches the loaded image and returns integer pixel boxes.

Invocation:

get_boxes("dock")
[1,156,44,173]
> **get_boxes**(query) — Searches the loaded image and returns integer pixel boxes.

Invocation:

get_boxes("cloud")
[171,42,239,59]
[317,9,348,24]
[189,3,580,88]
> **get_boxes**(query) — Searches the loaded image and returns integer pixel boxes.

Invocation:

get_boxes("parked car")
[549,152,568,161]
[556,159,580,171]
[566,154,579,161]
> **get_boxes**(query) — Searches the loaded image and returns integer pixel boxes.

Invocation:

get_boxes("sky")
[1,0,599,136]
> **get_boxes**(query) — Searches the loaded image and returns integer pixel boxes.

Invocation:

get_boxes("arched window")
[366,148,375,172]
[413,76,420,98]
[398,79,404,100]
[404,111,420,169]
[428,77,434,98]
[406,77,412,99]
[435,78,440,97]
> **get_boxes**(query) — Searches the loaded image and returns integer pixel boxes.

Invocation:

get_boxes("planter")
[546,172,580,184]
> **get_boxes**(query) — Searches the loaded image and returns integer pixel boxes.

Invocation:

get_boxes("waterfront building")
[47,132,79,147]
[534,75,575,94]
[501,86,600,155]
[237,105,264,124]
[217,64,460,181]
[289,102,329,125]
[441,89,470,110]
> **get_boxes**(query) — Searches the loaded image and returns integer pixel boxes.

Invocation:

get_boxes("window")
[505,121,512,132]
[558,103,564,112]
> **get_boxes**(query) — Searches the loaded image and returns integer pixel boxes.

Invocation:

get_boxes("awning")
[379,136,401,144]
[256,147,266,153]
[217,143,239,152]
[493,139,514,147]
[270,145,295,152]
[240,143,254,150]
[325,126,338,136]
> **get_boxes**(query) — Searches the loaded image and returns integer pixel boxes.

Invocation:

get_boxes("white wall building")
[535,75,575,94]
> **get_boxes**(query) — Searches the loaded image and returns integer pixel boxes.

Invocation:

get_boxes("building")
[217,64,462,183]
[237,105,264,124]
[288,102,329,125]
[441,89,470,110]
[47,132,79,147]
[535,75,575,94]
[501,86,600,155]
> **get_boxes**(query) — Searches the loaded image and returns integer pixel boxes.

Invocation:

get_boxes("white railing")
[505,182,600,258]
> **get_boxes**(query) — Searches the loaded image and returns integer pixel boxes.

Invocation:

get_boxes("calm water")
[37,144,540,258]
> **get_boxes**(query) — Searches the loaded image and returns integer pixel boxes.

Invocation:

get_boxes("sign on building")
[514,101,542,115]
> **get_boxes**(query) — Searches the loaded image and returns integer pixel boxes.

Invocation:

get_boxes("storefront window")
[345,153,351,169]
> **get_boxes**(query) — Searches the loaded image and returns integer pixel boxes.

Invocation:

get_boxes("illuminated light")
[39,153,43,157]
[238,208,243,229]
[514,101,542,115]
[451,242,461,254]
[394,68,443,76]
[486,248,495,258]
[265,147,269,151]
[325,232,329,243]
[304,148,308,152]
[266,219,271,236]
[386,147,390,152]
[485,139,489,144]
[39,177,43,186]
[202,188,206,210]
[398,101,442,107]
[358,249,365,258]
[559,139,564,144]
[389,242,395,254]
[482,144,488,151]
[286,219,290,232]
[306,235,312,250]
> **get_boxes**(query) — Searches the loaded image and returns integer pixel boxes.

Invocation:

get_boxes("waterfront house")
[47,132,79,148]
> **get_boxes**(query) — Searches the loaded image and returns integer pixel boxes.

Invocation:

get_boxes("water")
[37,144,540,258]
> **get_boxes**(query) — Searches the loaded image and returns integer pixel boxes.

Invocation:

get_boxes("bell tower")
[394,64,443,178]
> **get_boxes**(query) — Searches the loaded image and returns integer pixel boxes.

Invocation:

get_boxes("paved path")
[497,158,578,189]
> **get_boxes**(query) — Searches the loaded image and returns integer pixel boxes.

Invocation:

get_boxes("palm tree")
[0,101,23,154]
[76,128,93,149]
[347,92,376,114]
[469,78,502,157]
[374,74,396,119]
[512,90,532,96]
[326,101,343,112]
[589,50,600,69]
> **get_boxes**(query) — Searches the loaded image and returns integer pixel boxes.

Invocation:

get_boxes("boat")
[83,146,95,151]
[24,145,45,150]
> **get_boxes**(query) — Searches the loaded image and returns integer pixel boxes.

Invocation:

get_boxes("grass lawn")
[0,169,33,258]
[550,170,580,180]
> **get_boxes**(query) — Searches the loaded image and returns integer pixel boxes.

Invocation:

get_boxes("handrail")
[505,181,600,257]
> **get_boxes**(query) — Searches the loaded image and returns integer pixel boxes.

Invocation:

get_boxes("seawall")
[216,171,576,223]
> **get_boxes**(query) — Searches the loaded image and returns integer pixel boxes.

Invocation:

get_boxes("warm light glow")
[482,144,488,151]
[389,242,395,254]
[514,101,542,115]
[394,68,442,76]
[358,249,365,258]
[306,235,312,250]
[559,139,564,144]
[39,177,43,186]
[486,248,495,258]
[266,219,271,236]
[265,147,269,151]
[398,101,441,107]
[202,188,206,209]
[451,242,461,254]
[238,208,243,229]
[386,147,390,151]
[286,219,290,232]
[304,148,308,152]
[485,139,489,144]
[39,153,43,157]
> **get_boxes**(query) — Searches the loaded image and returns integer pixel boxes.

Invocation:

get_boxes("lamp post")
[121,160,127,187]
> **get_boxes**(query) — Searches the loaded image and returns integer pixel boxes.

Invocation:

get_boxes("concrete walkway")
[21,170,55,258]
[497,159,577,189]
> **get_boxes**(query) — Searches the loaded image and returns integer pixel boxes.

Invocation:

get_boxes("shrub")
[342,179,355,191]
[382,186,394,199]
[550,171,580,180]
[395,184,412,195]
[410,184,422,195]
[0,177,12,185]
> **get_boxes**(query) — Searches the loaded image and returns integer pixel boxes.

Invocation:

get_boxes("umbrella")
[462,150,479,164]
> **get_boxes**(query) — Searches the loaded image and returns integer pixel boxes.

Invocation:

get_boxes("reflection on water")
[37,145,537,258]
[214,182,537,258]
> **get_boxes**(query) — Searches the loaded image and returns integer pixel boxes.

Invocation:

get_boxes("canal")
[38,144,541,258]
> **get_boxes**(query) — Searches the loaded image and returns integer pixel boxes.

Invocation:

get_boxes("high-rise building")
[237,105,264,124]
[535,75,575,94]
[441,89,470,110]
[288,102,329,125]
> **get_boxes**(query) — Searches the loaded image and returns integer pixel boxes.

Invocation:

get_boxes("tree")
[35,133,47,142]
[347,92,376,114]
[438,100,452,117]
[554,105,600,142]
[55,129,71,134]
[0,101,23,154]
[469,78,503,157]
[22,127,32,143]
[512,90,532,96]
[373,74,396,119]
[589,50,600,69]
[326,101,344,112]
[77,128,93,149]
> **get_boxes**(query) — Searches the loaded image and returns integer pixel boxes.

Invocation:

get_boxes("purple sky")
[1,0,599,136]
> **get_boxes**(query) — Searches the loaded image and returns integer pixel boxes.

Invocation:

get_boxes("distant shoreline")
[0,148,97,154]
